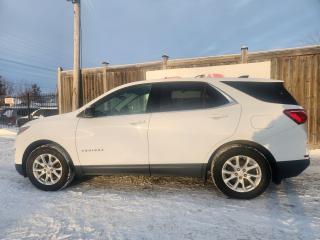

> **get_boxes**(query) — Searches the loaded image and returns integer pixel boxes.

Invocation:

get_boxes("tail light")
[283,109,307,124]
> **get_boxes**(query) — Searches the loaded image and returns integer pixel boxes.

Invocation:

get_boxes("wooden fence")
[58,45,320,148]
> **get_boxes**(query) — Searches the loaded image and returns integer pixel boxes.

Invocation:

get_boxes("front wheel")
[26,144,74,191]
[211,145,271,199]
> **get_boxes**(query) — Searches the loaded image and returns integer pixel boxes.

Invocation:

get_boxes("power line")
[0,58,56,73]
[0,30,64,55]
[0,69,55,80]
[0,48,59,68]
[0,40,63,68]
[0,40,59,61]
[0,66,56,80]
[0,62,56,77]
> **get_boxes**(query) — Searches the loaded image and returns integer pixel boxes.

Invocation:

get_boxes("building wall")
[146,61,271,79]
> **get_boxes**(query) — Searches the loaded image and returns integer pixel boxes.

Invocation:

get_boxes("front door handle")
[129,120,146,126]
[209,114,228,120]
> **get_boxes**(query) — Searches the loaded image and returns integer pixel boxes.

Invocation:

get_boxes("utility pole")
[68,0,81,111]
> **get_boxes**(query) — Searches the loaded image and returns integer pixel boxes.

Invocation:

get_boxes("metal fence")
[0,93,58,128]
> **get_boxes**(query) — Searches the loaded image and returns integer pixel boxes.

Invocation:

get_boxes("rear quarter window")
[222,81,298,105]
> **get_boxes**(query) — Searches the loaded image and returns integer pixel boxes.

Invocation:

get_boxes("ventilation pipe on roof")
[162,54,169,69]
[102,62,110,68]
[241,46,248,63]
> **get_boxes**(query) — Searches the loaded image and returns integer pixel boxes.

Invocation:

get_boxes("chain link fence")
[0,93,58,128]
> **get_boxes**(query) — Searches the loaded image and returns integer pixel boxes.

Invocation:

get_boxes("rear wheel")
[211,145,271,199]
[26,144,74,191]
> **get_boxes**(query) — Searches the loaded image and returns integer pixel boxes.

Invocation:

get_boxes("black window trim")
[79,81,236,118]
[207,83,237,106]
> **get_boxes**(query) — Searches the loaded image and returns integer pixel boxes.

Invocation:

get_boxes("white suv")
[15,78,310,199]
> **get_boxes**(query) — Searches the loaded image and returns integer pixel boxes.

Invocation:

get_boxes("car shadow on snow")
[263,179,316,239]
[69,175,217,193]
[68,174,274,200]
[282,180,315,239]
[250,114,316,239]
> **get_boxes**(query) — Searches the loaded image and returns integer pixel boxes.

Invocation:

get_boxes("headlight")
[17,126,30,135]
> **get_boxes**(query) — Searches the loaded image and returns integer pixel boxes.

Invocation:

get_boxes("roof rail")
[195,74,206,78]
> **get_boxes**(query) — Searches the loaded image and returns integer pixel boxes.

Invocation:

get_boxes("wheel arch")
[206,140,280,184]
[21,140,75,177]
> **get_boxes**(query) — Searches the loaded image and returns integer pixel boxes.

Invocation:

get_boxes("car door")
[148,81,241,177]
[76,83,152,175]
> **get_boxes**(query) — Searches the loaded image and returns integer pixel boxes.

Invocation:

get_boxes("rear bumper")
[276,158,310,180]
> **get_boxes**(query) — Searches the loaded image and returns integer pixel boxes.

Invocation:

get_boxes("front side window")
[149,82,229,112]
[93,84,151,117]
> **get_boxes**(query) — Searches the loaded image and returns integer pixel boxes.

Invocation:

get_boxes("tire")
[26,144,74,191]
[211,145,271,199]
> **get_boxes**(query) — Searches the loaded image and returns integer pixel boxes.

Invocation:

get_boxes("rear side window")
[222,81,298,105]
[160,82,204,111]
[148,82,229,112]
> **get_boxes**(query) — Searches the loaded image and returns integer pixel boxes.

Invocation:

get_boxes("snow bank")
[0,128,17,138]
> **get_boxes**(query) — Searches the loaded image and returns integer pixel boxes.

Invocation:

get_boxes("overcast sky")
[0,0,320,91]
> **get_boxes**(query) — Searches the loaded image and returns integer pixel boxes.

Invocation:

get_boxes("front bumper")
[276,158,310,180]
[15,164,25,176]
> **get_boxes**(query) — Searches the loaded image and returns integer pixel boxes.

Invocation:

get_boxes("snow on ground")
[0,128,17,138]
[0,136,319,240]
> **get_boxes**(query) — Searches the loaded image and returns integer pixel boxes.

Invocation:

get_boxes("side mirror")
[82,106,95,118]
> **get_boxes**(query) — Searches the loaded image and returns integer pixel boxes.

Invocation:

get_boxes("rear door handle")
[130,120,146,126]
[209,114,228,120]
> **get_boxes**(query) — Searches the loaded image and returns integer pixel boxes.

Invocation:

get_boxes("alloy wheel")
[221,155,262,193]
[32,154,63,185]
